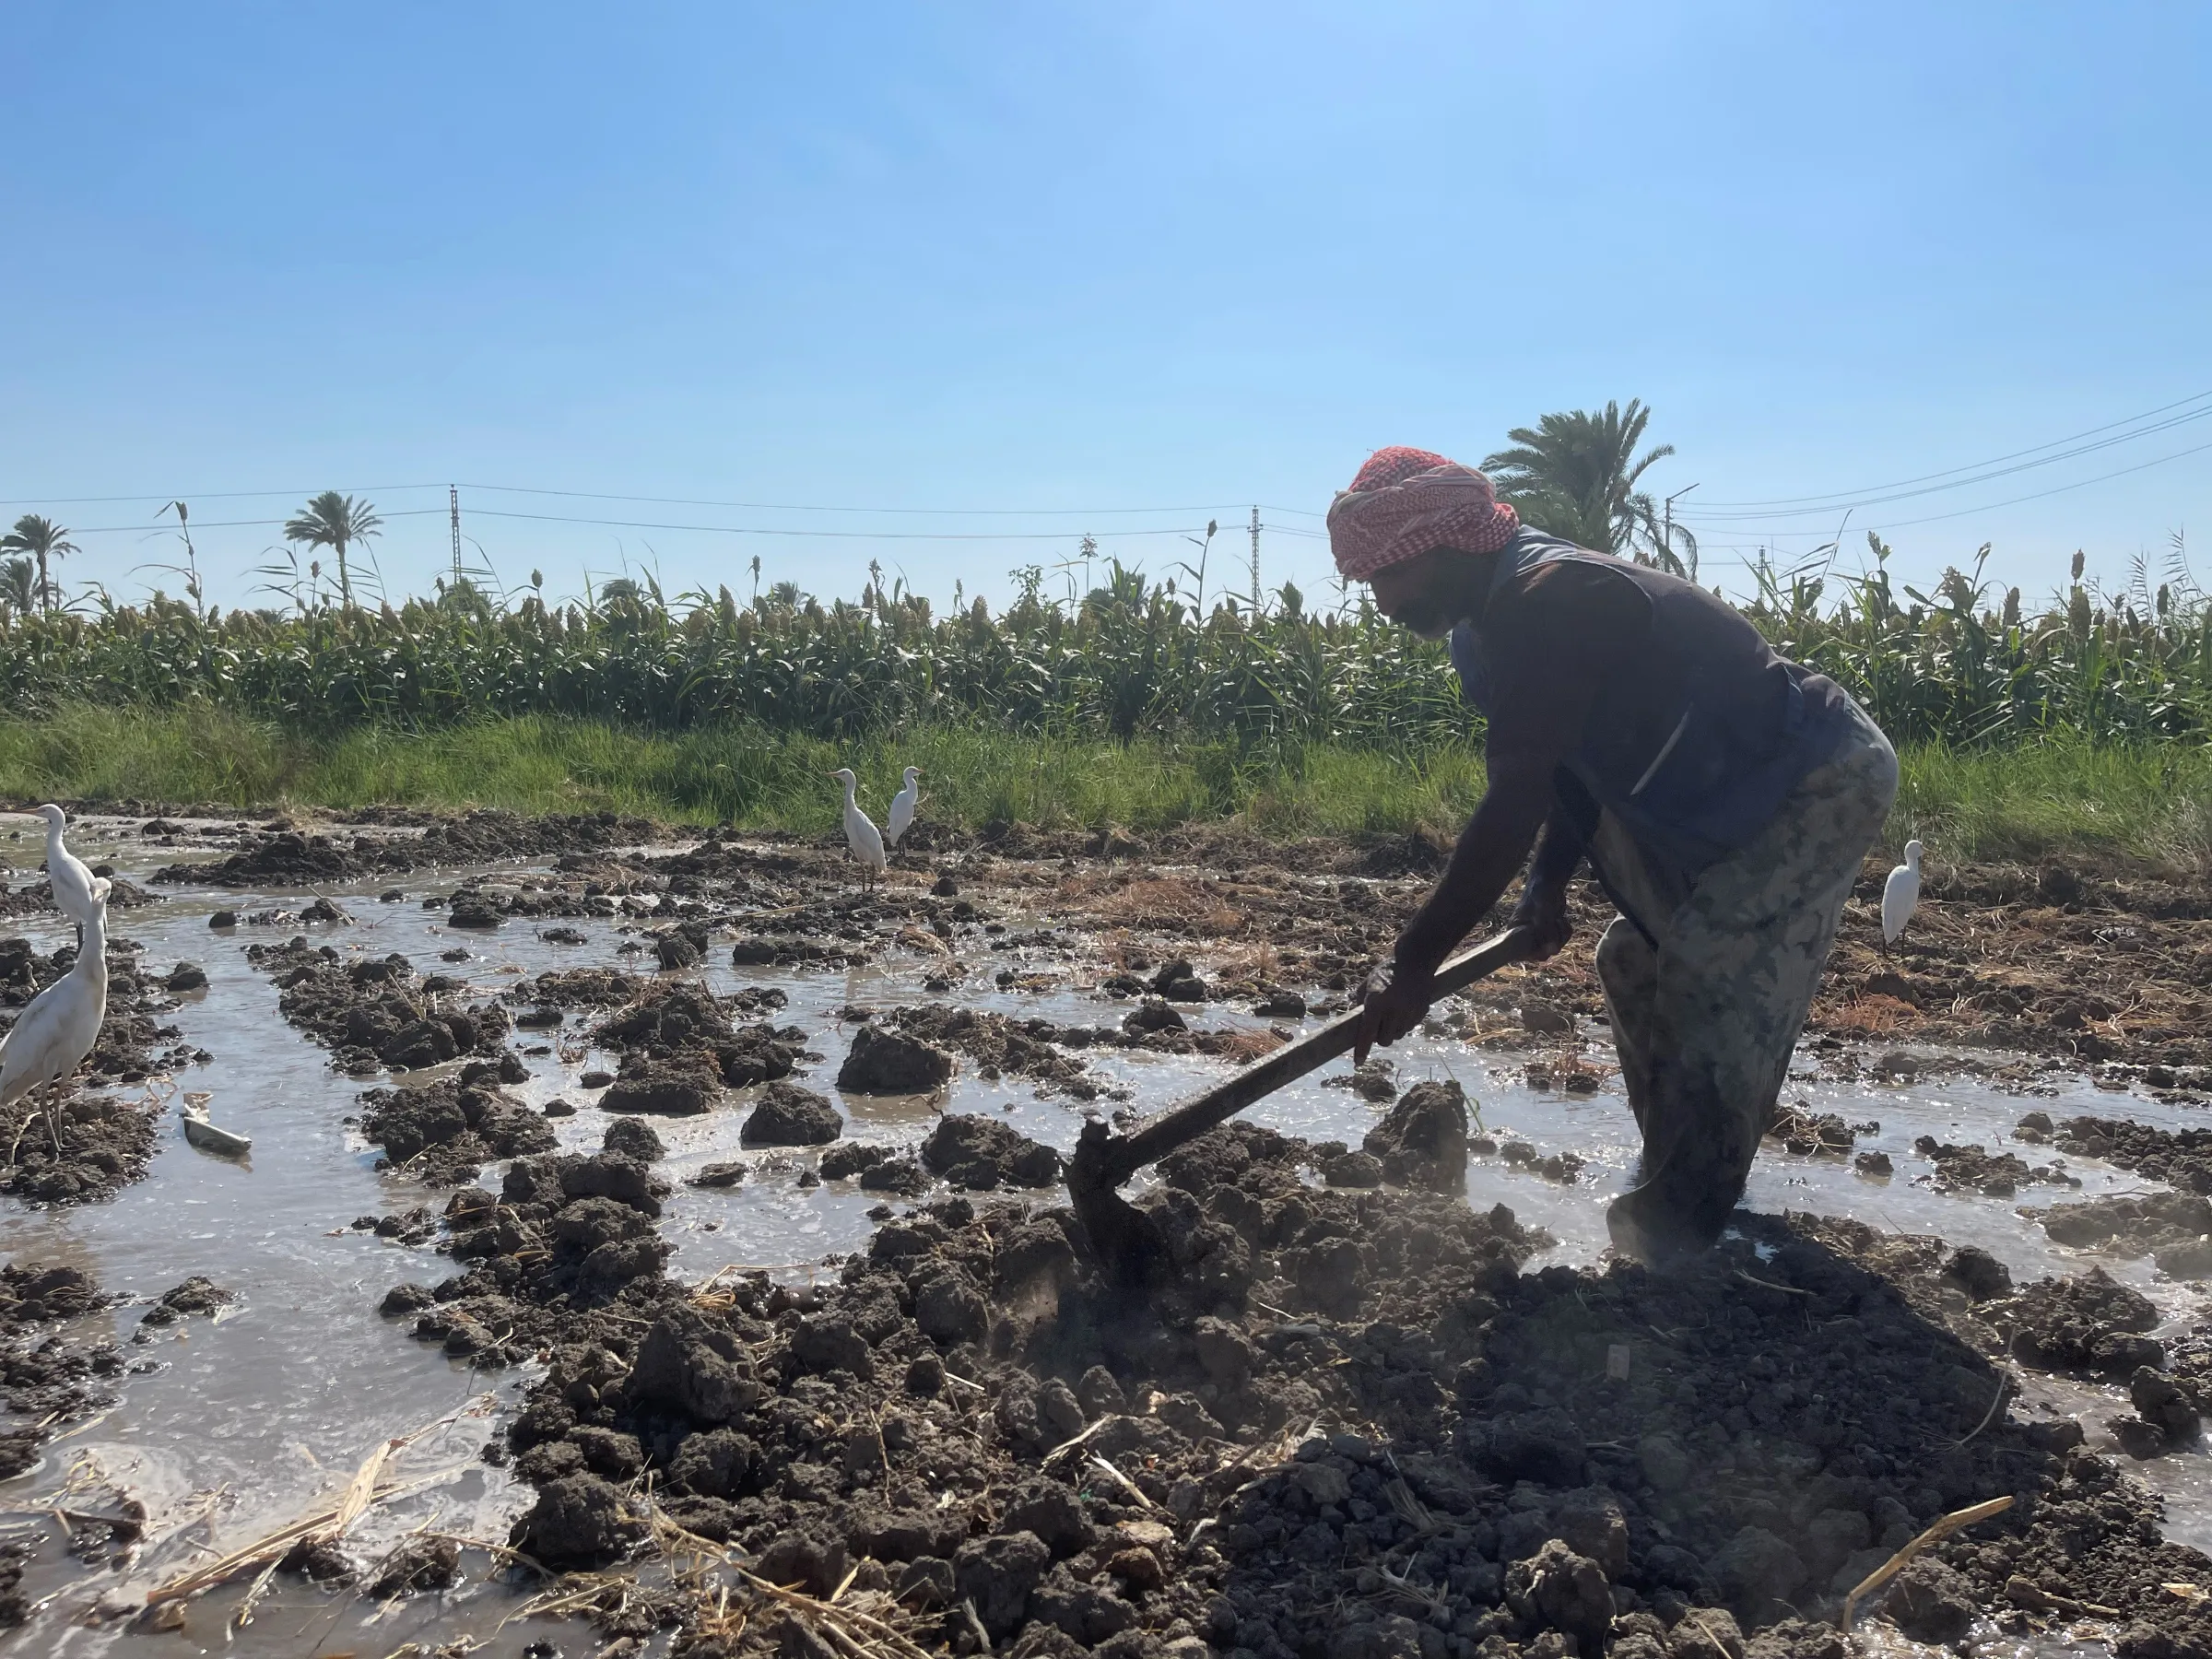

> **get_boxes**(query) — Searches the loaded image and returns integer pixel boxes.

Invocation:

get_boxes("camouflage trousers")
[1589,701,1898,1261]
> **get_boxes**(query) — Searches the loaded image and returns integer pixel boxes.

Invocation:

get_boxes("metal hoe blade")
[1067,927,1533,1287]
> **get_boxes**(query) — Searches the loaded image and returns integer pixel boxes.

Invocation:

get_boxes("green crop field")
[0,538,2207,867]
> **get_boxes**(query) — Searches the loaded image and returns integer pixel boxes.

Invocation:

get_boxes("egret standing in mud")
[36,805,100,938]
[887,766,921,849]
[1882,839,1923,952]
[831,769,888,892]
[0,879,110,1159]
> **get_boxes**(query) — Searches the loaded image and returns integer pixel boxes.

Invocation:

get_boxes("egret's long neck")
[1907,846,1921,871]
[77,913,107,991]
[842,779,858,807]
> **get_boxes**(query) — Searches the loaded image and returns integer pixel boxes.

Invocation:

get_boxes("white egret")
[830,769,888,891]
[36,805,100,926]
[1881,840,1923,952]
[0,880,110,1159]
[886,767,922,848]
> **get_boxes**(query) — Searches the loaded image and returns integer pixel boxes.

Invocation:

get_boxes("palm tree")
[282,491,382,608]
[1483,399,1696,577]
[0,558,35,616]
[0,516,79,615]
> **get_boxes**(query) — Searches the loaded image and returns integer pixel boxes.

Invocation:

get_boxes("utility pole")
[1249,506,1262,613]
[449,485,464,587]
[1663,483,1700,578]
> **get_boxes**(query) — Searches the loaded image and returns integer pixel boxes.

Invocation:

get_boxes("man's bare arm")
[1512,801,1585,959]
[1394,753,1555,972]
[1353,753,1552,1061]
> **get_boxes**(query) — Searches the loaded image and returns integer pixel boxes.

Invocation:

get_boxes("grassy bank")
[0,703,2205,869]
[0,704,1489,841]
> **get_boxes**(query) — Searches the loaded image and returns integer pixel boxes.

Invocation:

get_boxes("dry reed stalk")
[735,1564,938,1659]
[1841,1494,2015,1631]
[1087,1455,1158,1512]
[142,1397,492,1608]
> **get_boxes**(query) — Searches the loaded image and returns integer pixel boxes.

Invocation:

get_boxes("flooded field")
[1,809,2209,1656]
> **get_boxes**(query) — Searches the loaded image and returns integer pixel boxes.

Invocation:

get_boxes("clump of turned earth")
[0,1263,125,1495]
[329,1069,2212,1659]
[242,936,516,1077]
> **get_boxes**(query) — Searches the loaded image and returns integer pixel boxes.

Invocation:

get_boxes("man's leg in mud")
[1595,917,1662,1136]
[1606,723,1899,1263]
[1588,813,1687,1142]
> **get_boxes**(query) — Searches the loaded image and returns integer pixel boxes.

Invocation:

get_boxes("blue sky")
[4,3,2208,613]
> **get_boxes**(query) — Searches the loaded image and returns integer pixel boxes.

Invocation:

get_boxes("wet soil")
[0,1262,125,1465]
[143,808,666,888]
[27,805,2212,1654]
[2024,1112,2212,1192]
[142,802,2212,1084]
[354,1104,2212,1659]
[0,929,212,1205]
[241,934,521,1076]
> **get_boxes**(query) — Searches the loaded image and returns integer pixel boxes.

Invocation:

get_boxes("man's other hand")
[1354,959,1433,1065]
[1512,880,1572,961]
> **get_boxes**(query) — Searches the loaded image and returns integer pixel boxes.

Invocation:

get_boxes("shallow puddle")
[0,812,2204,1650]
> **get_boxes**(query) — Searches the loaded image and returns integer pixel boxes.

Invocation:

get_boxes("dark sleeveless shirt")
[1449,529,1854,873]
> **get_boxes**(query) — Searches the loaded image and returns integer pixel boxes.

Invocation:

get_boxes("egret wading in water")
[0,879,110,1160]
[887,767,922,849]
[831,769,888,892]
[37,805,100,941]
[1882,840,1923,952]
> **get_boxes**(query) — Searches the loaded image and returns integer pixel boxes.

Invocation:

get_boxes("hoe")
[1067,927,1534,1288]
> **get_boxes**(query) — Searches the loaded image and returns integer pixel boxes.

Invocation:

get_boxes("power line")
[3,477,1290,523]
[0,484,444,508]
[55,506,1223,543]
[459,508,1214,541]
[59,509,445,535]
[1689,433,2212,539]
[1688,387,2212,514]
[1684,405,2212,523]
[454,483,1256,518]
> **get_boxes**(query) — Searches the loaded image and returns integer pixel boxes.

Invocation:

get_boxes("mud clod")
[740,1082,841,1147]
[1988,1266,2163,1374]
[1362,1079,1471,1192]
[1941,1245,2013,1301]
[956,1531,1052,1639]
[2052,1114,2212,1192]
[368,1535,460,1598]
[821,1143,890,1181]
[138,1276,229,1328]
[601,1056,723,1117]
[1123,1000,1185,1035]
[601,1118,665,1161]
[919,1114,1060,1189]
[1885,1557,1977,1642]
[2038,1190,2212,1267]
[510,1473,644,1567]
[836,1025,954,1094]
[361,1077,558,1184]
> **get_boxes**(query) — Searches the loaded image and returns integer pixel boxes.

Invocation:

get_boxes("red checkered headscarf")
[1326,446,1520,582]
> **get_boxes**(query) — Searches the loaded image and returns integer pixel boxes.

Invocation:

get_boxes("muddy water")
[4,815,2209,1649]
